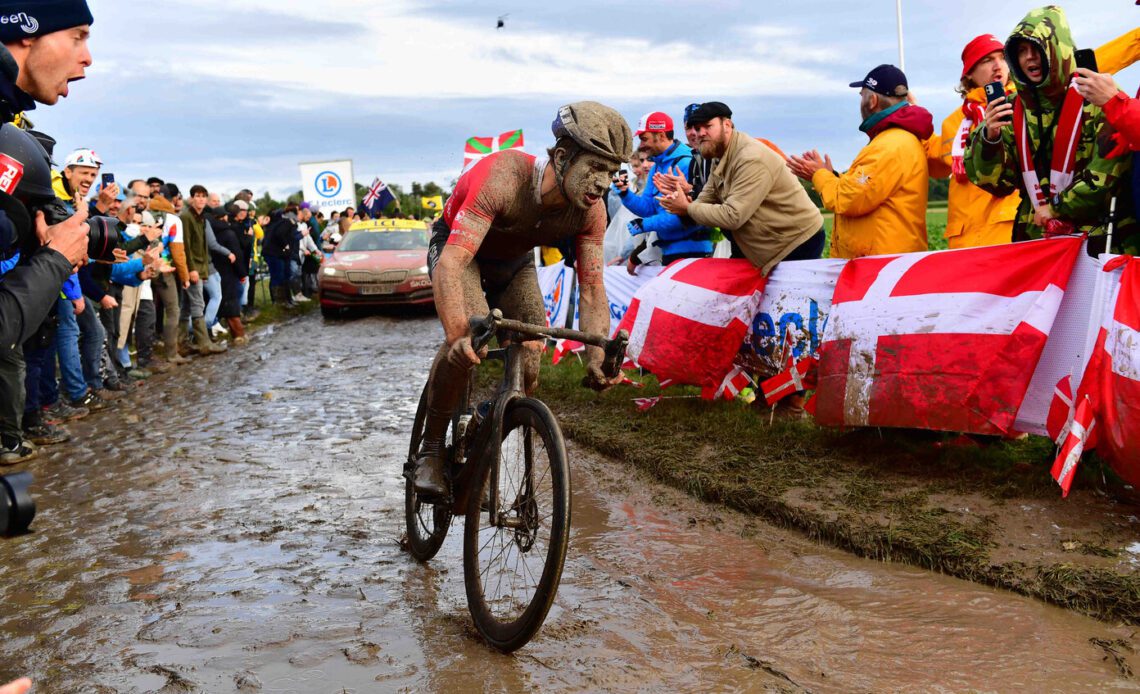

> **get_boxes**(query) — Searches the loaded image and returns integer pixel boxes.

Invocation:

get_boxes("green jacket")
[181,209,210,277]
[965,5,1135,245]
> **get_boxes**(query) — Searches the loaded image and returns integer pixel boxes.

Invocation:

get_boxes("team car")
[318,219,434,316]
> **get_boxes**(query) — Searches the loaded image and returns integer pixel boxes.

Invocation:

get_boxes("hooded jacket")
[812,102,934,259]
[965,6,1134,243]
[262,211,298,259]
[927,86,1021,249]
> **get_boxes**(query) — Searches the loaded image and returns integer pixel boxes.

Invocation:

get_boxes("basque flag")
[362,177,396,216]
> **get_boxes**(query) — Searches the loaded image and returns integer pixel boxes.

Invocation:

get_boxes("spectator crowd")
[596,8,1139,274]
[1,153,348,463]
[3,5,1140,462]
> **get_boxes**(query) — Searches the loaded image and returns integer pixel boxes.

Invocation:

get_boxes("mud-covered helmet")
[550,101,632,165]
[0,123,55,202]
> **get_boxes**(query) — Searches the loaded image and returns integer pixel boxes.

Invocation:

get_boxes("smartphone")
[1074,48,1098,73]
[984,81,1005,104]
[101,172,115,188]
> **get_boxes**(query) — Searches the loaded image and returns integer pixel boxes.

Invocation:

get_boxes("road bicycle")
[404,308,627,652]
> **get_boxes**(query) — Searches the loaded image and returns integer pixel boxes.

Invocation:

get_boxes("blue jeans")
[76,297,106,391]
[39,341,59,407]
[266,256,290,288]
[204,271,222,327]
[55,296,88,400]
[22,343,48,414]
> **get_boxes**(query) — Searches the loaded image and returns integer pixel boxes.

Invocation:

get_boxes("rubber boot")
[193,317,227,355]
[228,317,247,345]
[165,342,191,365]
[414,406,453,497]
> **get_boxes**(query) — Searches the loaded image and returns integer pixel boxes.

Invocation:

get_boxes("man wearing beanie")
[925,34,1021,249]
[0,0,93,120]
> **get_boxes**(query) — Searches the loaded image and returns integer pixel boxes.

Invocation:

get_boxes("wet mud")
[0,313,1135,692]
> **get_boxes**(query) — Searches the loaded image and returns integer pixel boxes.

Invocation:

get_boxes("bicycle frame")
[446,342,526,516]
[446,309,628,518]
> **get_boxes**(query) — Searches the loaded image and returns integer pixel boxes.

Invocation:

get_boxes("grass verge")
[523,358,1140,626]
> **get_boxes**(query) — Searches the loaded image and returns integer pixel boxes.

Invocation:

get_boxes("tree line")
[252,180,454,218]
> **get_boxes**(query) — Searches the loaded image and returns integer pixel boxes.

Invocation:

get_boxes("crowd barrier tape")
[536,244,1111,437]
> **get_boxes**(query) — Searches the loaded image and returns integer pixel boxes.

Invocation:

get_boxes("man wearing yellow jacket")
[789,64,933,259]
[927,34,1021,249]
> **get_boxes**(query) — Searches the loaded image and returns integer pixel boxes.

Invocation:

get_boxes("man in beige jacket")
[658,102,824,275]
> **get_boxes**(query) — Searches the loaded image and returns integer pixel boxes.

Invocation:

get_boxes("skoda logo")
[315,171,342,198]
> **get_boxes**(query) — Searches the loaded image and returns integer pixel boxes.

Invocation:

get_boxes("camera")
[0,471,35,536]
[35,197,118,262]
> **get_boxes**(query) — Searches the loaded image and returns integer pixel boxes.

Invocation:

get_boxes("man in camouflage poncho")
[966,5,1135,251]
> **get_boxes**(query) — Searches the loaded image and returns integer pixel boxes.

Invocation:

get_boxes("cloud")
[31,0,1140,201]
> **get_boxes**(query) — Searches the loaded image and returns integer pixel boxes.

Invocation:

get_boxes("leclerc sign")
[299,159,356,215]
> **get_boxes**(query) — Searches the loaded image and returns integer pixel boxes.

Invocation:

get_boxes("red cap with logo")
[961,34,1004,78]
[634,111,673,136]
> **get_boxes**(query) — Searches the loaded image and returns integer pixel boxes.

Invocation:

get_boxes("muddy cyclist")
[413,101,632,497]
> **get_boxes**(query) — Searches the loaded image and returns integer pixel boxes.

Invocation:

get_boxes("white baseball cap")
[63,148,103,169]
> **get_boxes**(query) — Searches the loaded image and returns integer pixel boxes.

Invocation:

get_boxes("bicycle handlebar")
[469,309,629,378]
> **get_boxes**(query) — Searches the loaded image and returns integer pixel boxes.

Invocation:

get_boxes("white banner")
[538,243,1116,435]
[603,265,664,334]
[299,159,355,215]
[537,263,574,329]
[750,258,846,363]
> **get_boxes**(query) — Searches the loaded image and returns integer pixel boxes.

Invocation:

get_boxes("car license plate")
[360,285,396,295]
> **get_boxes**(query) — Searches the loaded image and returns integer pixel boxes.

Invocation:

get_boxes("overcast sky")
[30,0,1139,201]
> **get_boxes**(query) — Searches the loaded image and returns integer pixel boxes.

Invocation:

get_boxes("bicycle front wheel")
[463,398,570,653]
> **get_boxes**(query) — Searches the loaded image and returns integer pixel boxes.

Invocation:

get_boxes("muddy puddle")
[0,312,1134,692]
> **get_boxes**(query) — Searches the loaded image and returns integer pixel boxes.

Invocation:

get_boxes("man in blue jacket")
[613,110,712,266]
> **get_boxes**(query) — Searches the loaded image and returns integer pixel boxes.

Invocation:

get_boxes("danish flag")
[762,357,819,405]
[1050,255,1140,495]
[814,237,1082,433]
[701,365,755,401]
[614,258,767,388]
[551,338,584,365]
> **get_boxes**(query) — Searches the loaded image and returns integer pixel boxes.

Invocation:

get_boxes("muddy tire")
[404,385,451,561]
[463,398,569,653]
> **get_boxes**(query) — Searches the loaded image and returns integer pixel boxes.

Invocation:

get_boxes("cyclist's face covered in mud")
[557,151,619,211]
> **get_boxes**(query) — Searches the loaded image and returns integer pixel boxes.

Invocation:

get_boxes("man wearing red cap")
[926,34,1021,249]
[613,110,712,266]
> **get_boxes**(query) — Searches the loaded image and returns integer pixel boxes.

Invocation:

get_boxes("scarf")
[1013,82,1085,212]
[951,101,986,183]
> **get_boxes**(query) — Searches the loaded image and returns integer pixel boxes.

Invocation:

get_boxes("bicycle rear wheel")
[463,397,570,652]
[404,384,452,561]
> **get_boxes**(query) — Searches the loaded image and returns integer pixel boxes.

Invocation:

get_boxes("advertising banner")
[536,263,574,329]
[299,160,355,215]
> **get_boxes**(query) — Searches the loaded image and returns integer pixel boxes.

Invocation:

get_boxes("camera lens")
[0,471,35,536]
[87,216,118,262]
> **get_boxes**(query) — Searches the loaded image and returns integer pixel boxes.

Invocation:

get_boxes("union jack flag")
[362,177,396,215]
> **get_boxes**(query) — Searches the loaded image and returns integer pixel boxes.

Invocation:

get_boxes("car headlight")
[416,264,429,276]
[322,266,342,277]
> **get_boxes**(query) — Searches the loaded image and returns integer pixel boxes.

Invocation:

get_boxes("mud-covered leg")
[497,262,546,396]
[416,262,490,496]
